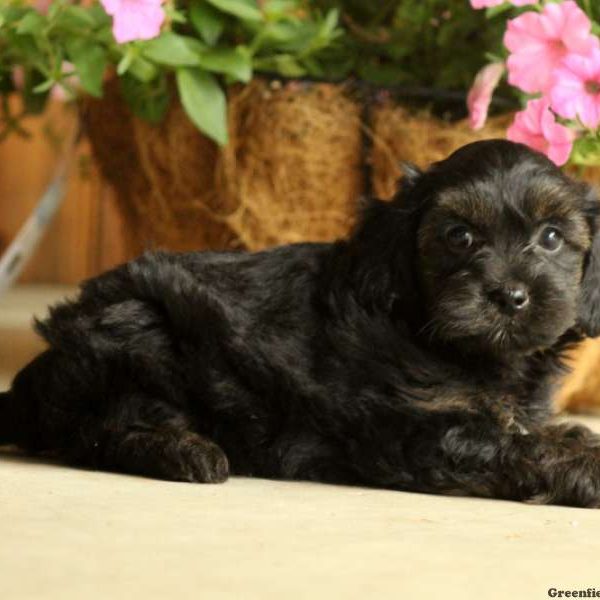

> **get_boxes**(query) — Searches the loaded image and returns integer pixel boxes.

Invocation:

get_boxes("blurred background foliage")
[0,0,512,143]
[311,0,506,90]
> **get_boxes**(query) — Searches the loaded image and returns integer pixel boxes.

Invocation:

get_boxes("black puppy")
[2,140,600,507]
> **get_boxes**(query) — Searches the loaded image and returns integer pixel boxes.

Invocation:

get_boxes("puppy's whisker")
[417,318,438,338]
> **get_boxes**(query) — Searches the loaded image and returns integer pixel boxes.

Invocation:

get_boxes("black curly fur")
[2,140,600,507]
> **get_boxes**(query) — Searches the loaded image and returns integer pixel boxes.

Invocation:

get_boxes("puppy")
[2,140,600,507]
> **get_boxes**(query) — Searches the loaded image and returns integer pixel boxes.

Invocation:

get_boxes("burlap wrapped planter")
[83,78,365,253]
[369,104,512,199]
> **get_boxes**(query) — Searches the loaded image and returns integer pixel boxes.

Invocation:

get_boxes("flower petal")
[102,0,165,44]
[467,63,505,130]
[507,98,573,165]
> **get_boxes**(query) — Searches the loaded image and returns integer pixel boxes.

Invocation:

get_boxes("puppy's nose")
[490,283,530,315]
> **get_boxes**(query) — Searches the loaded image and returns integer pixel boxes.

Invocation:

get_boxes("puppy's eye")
[539,226,564,252]
[446,225,474,251]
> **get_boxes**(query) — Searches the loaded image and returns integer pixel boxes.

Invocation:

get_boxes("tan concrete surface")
[1,287,600,600]
[0,285,72,375]
[2,448,600,600]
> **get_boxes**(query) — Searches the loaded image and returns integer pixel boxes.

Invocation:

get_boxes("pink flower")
[470,0,503,7]
[507,98,574,166]
[35,0,52,13]
[504,1,599,94]
[100,0,165,44]
[551,47,600,129]
[470,0,537,7]
[467,62,505,130]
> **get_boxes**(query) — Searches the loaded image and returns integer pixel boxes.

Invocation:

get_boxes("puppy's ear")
[339,165,428,316]
[578,186,600,337]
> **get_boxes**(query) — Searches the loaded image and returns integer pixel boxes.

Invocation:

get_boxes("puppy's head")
[349,139,600,358]
[411,139,600,356]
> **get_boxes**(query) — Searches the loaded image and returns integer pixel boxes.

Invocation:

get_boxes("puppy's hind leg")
[73,403,230,483]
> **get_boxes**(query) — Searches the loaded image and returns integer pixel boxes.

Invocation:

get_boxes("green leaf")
[205,0,262,22]
[85,6,112,27]
[163,6,187,24]
[54,6,99,29]
[262,22,304,44]
[117,46,158,82]
[120,74,170,124]
[117,50,135,76]
[257,20,330,54]
[32,79,55,94]
[1,7,29,27]
[142,32,205,66]
[320,8,339,38]
[254,54,306,77]
[128,57,159,82]
[47,3,62,21]
[190,0,225,46]
[263,0,298,18]
[485,4,513,18]
[176,67,228,145]
[16,11,44,35]
[7,30,42,65]
[65,39,107,97]
[96,24,117,45]
[484,51,505,64]
[198,47,252,82]
[571,136,600,167]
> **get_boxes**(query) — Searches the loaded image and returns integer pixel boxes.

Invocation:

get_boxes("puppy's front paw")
[168,433,230,483]
[528,452,600,508]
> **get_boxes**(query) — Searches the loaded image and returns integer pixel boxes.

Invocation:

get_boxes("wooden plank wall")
[0,100,131,284]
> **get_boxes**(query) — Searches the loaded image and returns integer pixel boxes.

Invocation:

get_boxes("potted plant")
[1,0,510,251]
